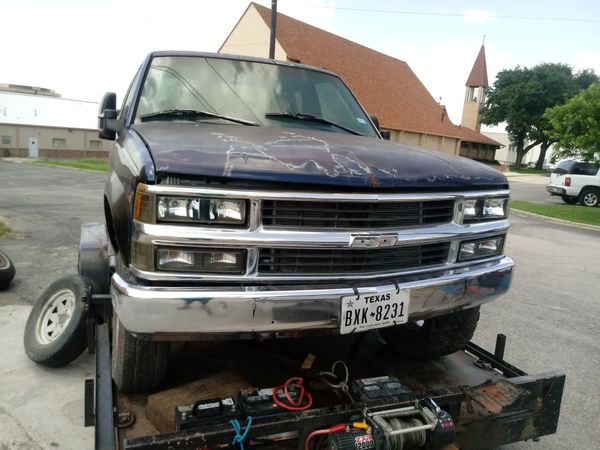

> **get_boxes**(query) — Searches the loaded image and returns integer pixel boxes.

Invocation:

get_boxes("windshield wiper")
[141,109,258,126]
[265,112,364,136]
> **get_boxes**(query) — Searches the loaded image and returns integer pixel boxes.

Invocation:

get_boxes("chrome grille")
[262,200,454,229]
[258,243,451,275]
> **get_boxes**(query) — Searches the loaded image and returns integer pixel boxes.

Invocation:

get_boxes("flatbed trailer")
[76,224,565,450]
[85,320,564,450]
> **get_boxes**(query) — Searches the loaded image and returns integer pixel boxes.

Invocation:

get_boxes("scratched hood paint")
[132,123,507,189]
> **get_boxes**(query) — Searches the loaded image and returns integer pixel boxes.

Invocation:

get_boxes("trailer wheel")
[24,275,98,367]
[0,250,16,290]
[380,307,480,359]
[112,317,170,392]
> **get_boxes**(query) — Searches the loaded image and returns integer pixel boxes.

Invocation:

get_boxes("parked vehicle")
[547,159,600,206]
[0,249,15,289]
[29,51,514,392]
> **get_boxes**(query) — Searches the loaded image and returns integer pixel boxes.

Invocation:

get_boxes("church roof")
[466,44,489,88]
[250,3,466,139]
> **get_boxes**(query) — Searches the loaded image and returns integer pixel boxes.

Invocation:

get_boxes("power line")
[303,5,600,23]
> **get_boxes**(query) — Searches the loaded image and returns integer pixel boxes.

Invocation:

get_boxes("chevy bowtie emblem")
[349,234,398,248]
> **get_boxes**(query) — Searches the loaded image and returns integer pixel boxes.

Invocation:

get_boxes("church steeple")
[461,44,488,131]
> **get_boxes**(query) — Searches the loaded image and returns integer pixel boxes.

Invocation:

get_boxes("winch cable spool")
[387,417,427,449]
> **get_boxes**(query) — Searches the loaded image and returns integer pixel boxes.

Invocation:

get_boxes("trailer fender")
[78,223,113,294]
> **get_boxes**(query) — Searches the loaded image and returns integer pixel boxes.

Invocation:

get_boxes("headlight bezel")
[458,235,505,262]
[462,196,510,223]
[156,247,247,274]
[133,190,248,227]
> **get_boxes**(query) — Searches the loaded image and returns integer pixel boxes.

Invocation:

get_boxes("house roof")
[250,3,497,146]
[0,91,98,129]
[466,45,489,88]
[454,124,501,146]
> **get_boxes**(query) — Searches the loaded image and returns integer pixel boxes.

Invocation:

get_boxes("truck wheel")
[0,250,16,290]
[112,317,170,392]
[561,195,578,205]
[579,188,600,207]
[380,307,480,359]
[24,275,98,367]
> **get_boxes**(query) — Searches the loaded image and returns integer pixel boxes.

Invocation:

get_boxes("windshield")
[134,56,378,137]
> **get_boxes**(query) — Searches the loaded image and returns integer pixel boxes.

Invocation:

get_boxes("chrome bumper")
[112,256,514,339]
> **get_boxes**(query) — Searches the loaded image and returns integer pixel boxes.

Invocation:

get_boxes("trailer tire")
[380,307,480,359]
[0,250,16,290]
[24,275,98,367]
[112,317,170,393]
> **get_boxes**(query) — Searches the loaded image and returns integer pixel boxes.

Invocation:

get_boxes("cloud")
[463,9,496,23]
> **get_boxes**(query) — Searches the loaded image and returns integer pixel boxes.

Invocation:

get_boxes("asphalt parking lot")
[507,173,564,204]
[0,160,598,449]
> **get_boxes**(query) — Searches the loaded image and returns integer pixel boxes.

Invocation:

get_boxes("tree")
[545,82,600,161]
[480,64,597,169]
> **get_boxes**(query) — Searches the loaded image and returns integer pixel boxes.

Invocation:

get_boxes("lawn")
[509,167,551,175]
[511,200,600,226]
[33,158,109,172]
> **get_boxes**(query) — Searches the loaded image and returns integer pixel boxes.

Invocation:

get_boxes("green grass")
[0,219,17,239]
[509,167,551,175]
[33,158,109,172]
[511,200,600,226]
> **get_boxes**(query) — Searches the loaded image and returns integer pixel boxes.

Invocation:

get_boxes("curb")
[511,209,600,232]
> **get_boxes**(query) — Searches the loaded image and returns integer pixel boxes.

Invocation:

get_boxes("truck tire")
[561,195,578,205]
[0,250,16,290]
[579,188,600,207]
[380,307,480,359]
[112,317,170,392]
[24,275,98,367]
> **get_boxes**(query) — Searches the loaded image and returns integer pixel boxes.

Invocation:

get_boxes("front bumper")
[111,256,514,339]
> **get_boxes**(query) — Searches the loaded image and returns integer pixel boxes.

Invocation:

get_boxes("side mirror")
[369,115,390,140]
[98,92,120,140]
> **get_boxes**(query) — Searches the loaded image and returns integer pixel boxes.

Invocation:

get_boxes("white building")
[0,85,109,158]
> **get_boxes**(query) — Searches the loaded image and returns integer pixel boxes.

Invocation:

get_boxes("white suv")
[547,160,600,207]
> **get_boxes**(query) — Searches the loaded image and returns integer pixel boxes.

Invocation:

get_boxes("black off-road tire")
[380,307,480,359]
[0,250,16,290]
[579,188,600,207]
[561,195,578,205]
[112,317,170,393]
[24,275,98,367]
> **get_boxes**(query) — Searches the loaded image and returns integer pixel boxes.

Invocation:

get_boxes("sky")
[3,0,599,131]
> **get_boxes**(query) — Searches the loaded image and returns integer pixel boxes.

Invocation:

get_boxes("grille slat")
[258,243,451,275]
[262,200,454,229]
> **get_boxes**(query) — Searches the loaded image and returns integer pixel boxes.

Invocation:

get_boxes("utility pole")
[269,0,278,59]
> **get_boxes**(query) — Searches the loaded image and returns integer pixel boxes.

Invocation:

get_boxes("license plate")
[340,289,409,334]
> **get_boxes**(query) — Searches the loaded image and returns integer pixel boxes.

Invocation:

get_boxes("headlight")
[133,190,247,226]
[458,236,504,261]
[463,197,509,223]
[157,197,246,224]
[156,247,246,273]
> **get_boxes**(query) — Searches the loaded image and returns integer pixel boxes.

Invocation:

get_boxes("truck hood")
[132,123,507,190]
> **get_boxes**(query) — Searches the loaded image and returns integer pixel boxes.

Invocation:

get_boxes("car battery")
[175,397,238,431]
[351,376,414,402]
[240,387,301,417]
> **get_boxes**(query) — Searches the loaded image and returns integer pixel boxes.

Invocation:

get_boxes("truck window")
[133,56,378,138]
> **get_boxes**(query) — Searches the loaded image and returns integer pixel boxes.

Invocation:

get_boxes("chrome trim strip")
[132,220,510,249]
[139,183,510,202]
[112,257,514,336]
